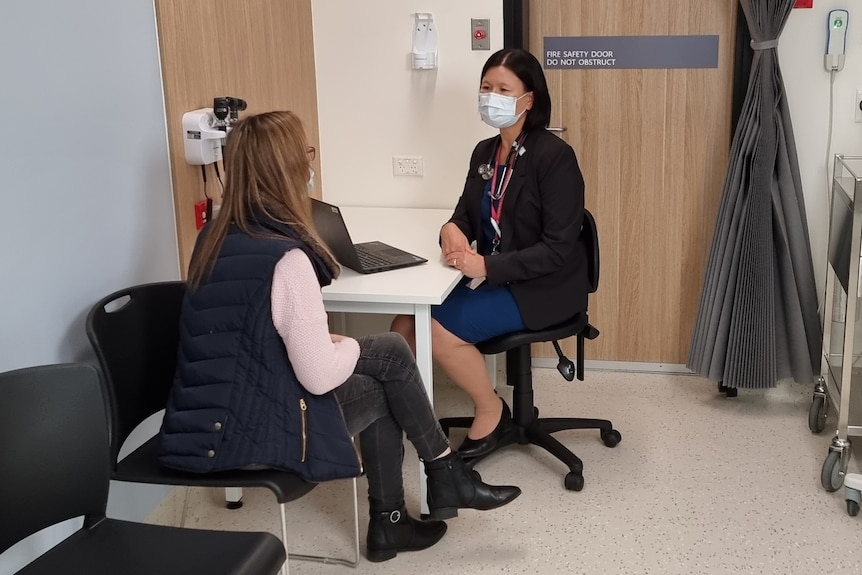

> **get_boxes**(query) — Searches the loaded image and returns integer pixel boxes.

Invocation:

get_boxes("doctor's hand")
[446,247,486,279]
[440,222,470,260]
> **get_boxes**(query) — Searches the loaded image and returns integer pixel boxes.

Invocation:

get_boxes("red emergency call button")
[474,29,486,40]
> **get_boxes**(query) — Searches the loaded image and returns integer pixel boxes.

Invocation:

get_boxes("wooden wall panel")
[531,0,737,364]
[155,0,320,273]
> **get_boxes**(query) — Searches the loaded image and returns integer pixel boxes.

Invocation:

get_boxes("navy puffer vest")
[158,219,360,482]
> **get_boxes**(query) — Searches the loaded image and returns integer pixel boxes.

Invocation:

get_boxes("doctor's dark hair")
[481,48,551,131]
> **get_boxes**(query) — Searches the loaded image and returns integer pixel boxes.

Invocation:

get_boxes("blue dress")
[431,168,526,343]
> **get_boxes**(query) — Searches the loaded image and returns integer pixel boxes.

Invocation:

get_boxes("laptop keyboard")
[354,244,395,269]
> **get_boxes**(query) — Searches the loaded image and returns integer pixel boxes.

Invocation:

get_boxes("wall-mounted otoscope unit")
[212,96,248,132]
[182,96,247,165]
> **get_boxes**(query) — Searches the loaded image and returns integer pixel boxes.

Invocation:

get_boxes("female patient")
[158,111,520,562]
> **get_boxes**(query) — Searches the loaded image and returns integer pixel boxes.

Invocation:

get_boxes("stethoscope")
[478,132,528,182]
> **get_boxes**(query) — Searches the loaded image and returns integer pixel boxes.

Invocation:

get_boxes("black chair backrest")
[86,281,186,464]
[0,363,110,553]
[581,209,600,294]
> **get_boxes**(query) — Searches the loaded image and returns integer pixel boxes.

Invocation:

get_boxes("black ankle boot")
[424,452,521,520]
[366,504,447,562]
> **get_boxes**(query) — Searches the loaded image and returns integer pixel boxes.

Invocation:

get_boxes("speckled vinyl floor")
[147,369,862,574]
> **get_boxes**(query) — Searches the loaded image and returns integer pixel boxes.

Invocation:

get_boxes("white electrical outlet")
[393,156,423,176]
[856,90,862,123]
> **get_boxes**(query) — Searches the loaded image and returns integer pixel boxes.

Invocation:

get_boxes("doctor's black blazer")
[446,128,590,331]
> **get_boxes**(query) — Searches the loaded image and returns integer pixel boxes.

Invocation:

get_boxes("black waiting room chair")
[440,210,621,490]
[86,281,360,575]
[0,363,286,575]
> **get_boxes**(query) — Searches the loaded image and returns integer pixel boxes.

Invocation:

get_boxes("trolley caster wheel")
[601,429,622,448]
[821,451,844,492]
[844,477,862,516]
[564,472,584,491]
[226,500,244,510]
[808,396,827,434]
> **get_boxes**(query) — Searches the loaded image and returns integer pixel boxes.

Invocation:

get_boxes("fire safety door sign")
[544,35,719,70]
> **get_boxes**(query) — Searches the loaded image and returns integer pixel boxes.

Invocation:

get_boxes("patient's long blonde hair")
[187,110,337,289]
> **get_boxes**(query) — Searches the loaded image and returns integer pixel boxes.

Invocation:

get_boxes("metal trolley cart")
[811,155,862,513]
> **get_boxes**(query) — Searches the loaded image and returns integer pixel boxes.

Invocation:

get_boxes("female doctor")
[392,48,590,462]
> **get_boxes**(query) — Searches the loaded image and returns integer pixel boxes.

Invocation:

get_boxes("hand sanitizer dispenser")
[825,9,849,72]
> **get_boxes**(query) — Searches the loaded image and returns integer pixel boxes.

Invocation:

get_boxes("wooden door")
[530,0,737,364]
[155,0,321,272]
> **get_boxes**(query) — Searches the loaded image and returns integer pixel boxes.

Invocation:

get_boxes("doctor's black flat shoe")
[456,398,513,463]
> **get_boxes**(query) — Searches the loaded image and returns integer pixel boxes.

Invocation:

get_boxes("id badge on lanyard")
[488,132,526,255]
[490,217,502,254]
[489,166,514,255]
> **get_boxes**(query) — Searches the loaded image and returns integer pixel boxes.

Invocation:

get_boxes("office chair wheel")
[847,499,860,517]
[226,501,244,510]
[564,472,584,491]
[601,429,621,448]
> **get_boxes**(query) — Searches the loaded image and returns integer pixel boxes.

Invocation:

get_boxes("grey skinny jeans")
[334,332,450,511]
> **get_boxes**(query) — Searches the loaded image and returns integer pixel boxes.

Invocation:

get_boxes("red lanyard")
[489,133,527,250]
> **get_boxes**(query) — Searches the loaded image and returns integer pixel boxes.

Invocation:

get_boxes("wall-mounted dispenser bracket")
[412,13,438,70]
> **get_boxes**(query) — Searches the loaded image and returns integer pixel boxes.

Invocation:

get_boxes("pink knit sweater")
[270,250,360,395]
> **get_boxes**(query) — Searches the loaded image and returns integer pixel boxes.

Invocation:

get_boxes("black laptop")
[310,199,428,274]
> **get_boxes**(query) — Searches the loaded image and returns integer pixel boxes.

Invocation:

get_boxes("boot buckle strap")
[388,509,401,523]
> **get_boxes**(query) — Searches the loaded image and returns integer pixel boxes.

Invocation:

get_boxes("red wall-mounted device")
[194,200,209,230]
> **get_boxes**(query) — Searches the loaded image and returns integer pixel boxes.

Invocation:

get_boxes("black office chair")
[440,210,621,491]
[0,363,286,575]
[86,282,360,575]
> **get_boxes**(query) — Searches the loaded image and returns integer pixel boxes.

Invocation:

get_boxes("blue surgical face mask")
[478,91,531,129]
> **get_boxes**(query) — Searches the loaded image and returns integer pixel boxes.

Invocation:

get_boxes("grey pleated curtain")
[687,0,821,390]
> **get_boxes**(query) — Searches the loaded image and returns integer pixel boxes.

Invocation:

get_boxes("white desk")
[322,206,461,402]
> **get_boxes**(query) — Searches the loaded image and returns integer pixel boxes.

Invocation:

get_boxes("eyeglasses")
[306,146,316,161]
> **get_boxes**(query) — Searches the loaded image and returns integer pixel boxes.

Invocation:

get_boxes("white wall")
[782,4,862,297]
[311,0,503,209]
[0,1,178,572]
